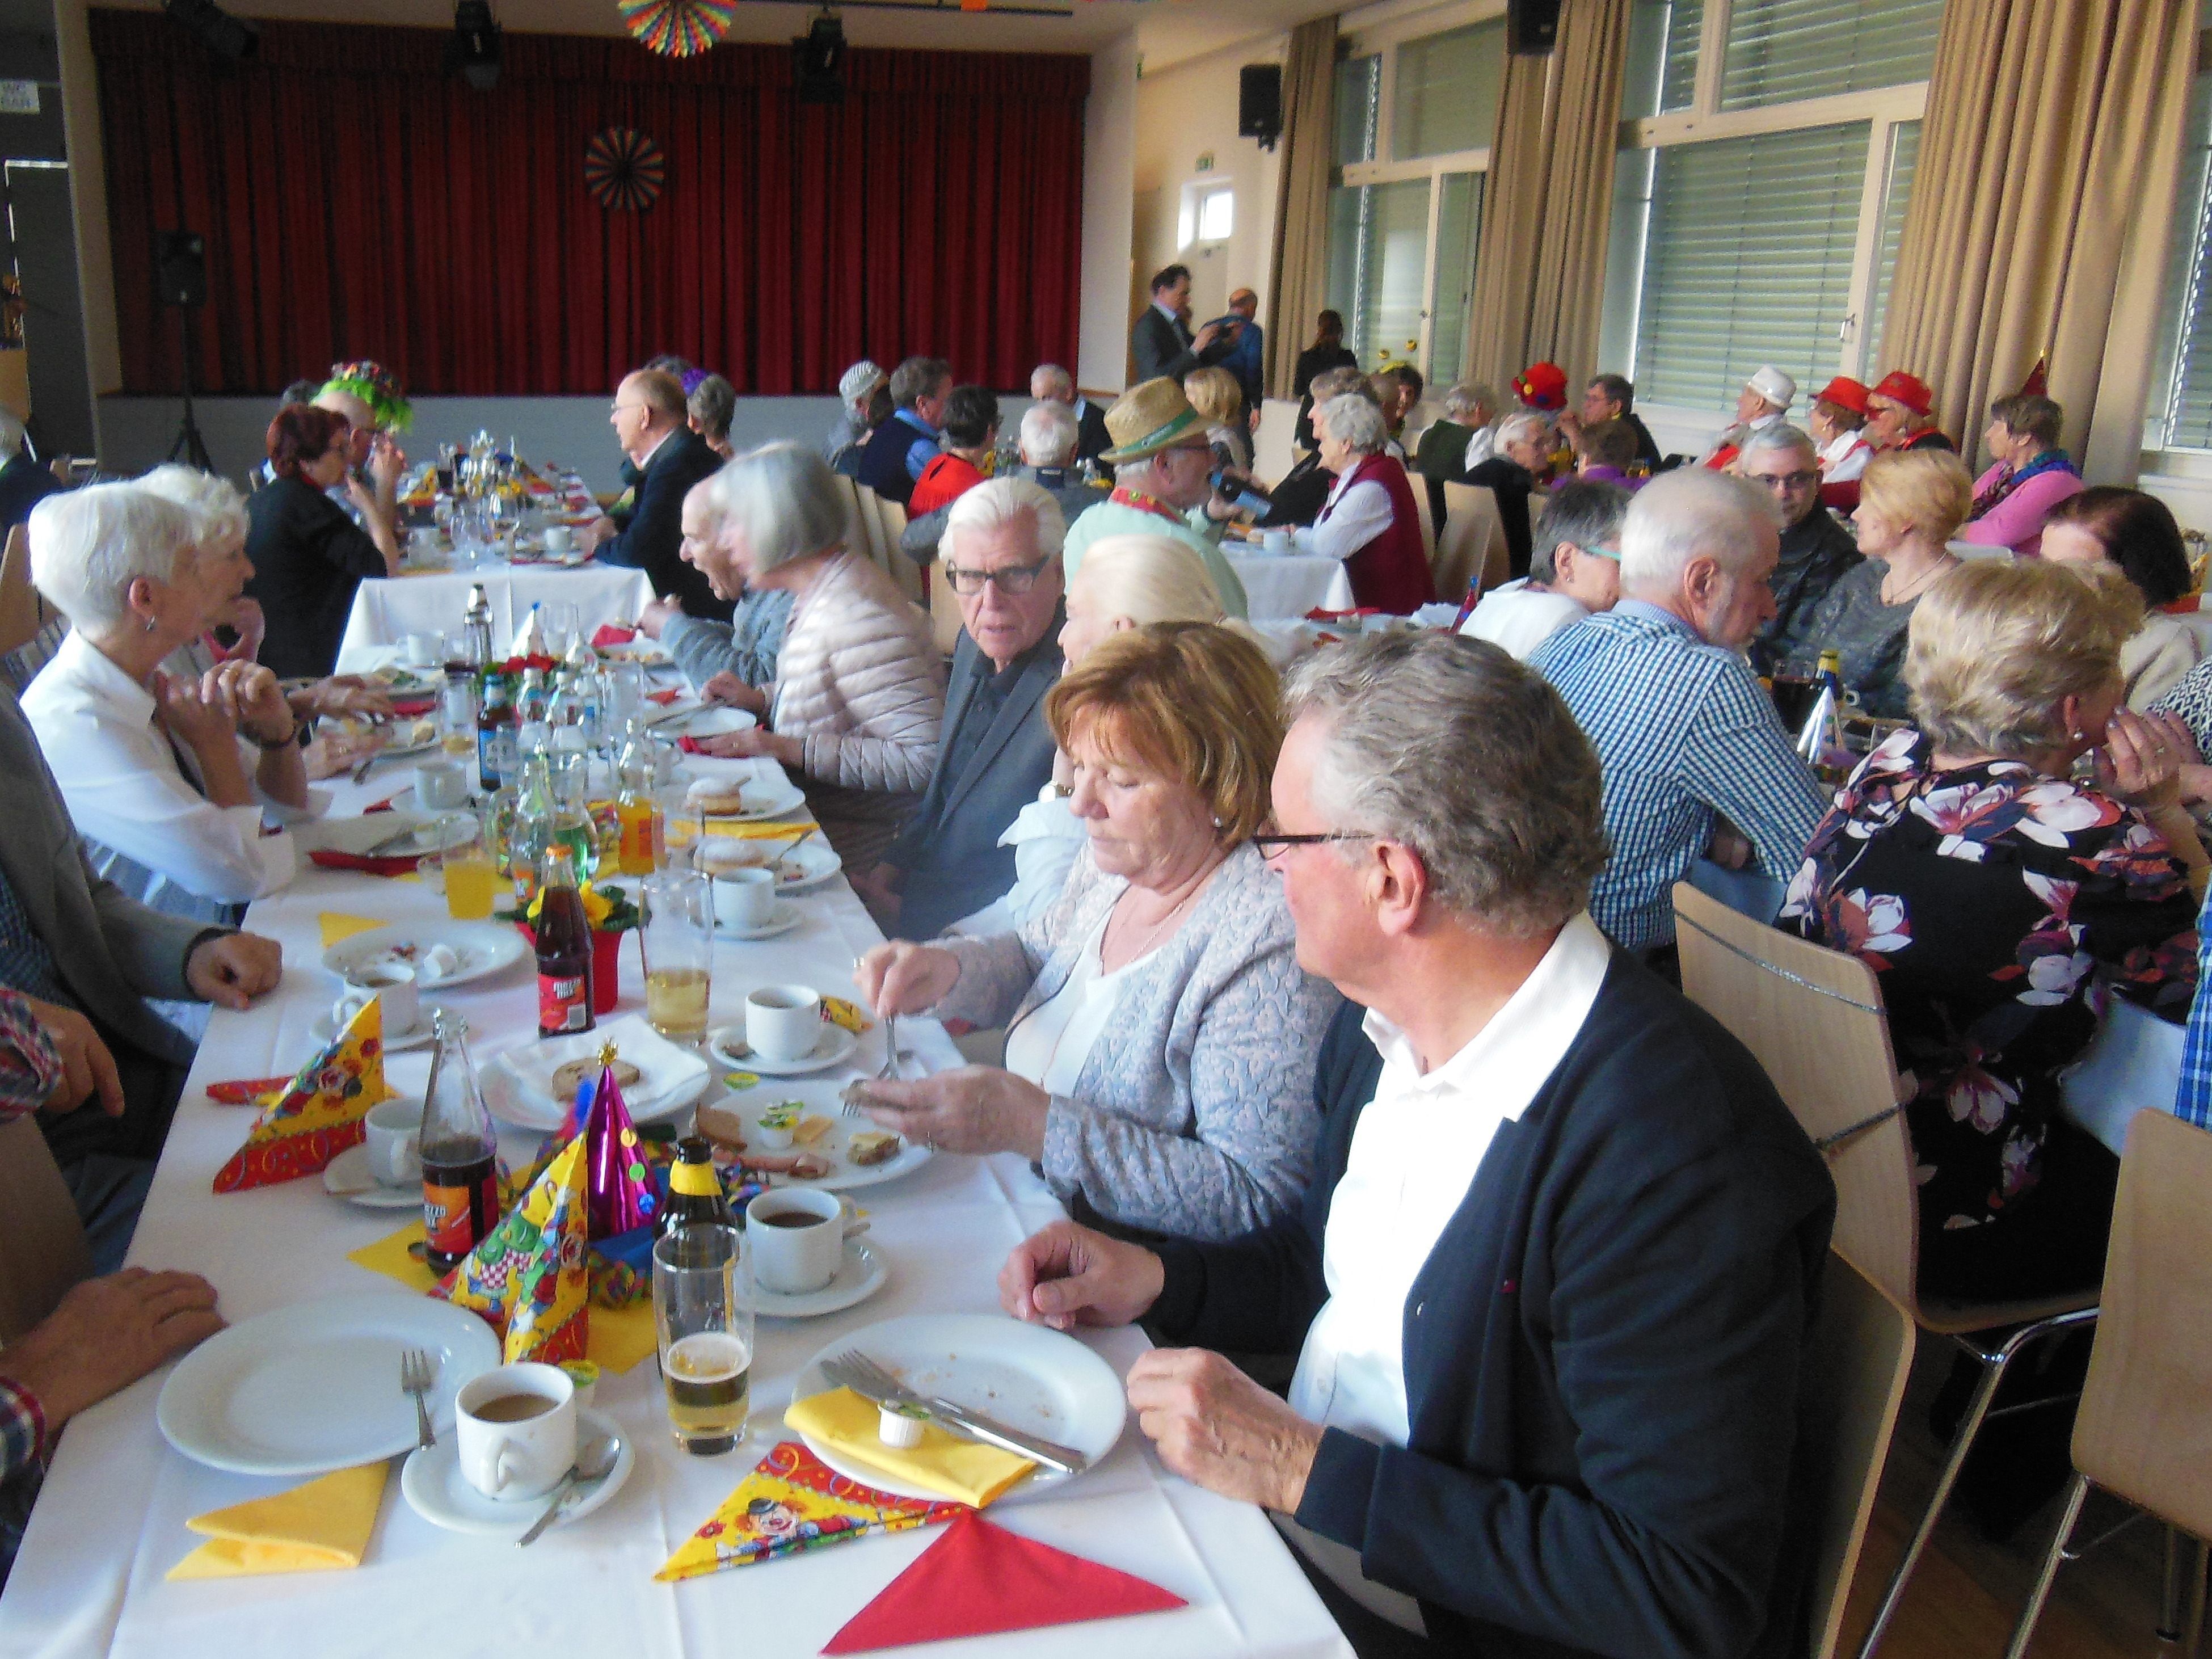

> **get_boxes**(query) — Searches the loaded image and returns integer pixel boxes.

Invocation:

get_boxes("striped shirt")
[2177,887,2212,1129]
[1529,601,1826,953]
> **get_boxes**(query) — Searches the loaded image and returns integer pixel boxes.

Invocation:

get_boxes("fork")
[399,1349,437,1450]
[823,1352,1086,1473]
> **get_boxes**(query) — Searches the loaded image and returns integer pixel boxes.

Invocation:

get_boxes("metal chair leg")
[2185,1536,2210,1657]
[2164,1526,2190,1643]
[2002,1473,2089,1659]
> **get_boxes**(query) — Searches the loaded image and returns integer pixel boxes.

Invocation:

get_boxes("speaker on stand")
[154,230,213,471]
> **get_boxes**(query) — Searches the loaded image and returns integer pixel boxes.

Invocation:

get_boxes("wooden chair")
[1412,480,1438,569]
[848,481,891,570]
[874,496,923,605]
[0,523,42,656]
[1671,882,2102,1659]
[0,1115,92,1346]
[2004,1110,2212,1658]
[1436,482,1507,604]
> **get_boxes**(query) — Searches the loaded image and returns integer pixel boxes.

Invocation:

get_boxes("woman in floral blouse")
[1784,559,2207,1302]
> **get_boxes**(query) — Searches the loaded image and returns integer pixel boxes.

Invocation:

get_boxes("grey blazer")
[931,844,1342,1241]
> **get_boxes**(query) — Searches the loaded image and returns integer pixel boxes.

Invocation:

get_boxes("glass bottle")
[510,747,558,908]
[614,720,664,877]
[475,668,513,795]
[535,844,596,1039]
[461,583,494,669]
[420,1010,502,1275]
[660,1135,734,1237]
[515,665,551,730]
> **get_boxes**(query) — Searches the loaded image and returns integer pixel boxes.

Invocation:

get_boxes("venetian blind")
[2151,72,2212,452]
[1720,0,1942,108]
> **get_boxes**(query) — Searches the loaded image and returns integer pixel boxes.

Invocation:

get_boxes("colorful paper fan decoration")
[584,127,667,213]
[618,0,736,57]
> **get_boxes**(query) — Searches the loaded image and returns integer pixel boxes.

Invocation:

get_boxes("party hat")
[581,1043,658,1240]
[213,1001,391,1192]
[433,1137,589,1364]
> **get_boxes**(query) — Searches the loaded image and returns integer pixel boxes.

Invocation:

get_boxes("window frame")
[2143,27,2212,468]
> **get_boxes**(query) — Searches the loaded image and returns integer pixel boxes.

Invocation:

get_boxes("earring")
[2072,729,2088,740]
[144,617,158,634]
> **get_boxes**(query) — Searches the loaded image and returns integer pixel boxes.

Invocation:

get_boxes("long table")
[335,565,655,674]
[0,755,1350,1659]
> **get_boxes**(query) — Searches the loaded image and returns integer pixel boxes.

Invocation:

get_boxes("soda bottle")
[461,583,494,670]
[535,843,596,1039]
[660,1136,734,1237]
[510,746,557,908]
[420,1010,502,1275]
[475,669,513,794]
[615,721,664,877]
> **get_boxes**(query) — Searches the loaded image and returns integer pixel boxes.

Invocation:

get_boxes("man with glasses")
[1060,378,1249,618]
[1738,424,1863,677]
[1458,480,1629,660]
[855,479,1068,938]
[579,368,730,620]
[997,631,1833,1659]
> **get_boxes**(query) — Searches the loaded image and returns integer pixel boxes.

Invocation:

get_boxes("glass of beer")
[652,1223,752,1455]
[439,810,499,922]
[640,868,714,1041]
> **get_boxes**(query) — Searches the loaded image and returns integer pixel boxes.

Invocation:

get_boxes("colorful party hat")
[580,1043,658,1240]
[213,1001,391,1192]
[433,1136,589,1364]
[656,1441,965,1582]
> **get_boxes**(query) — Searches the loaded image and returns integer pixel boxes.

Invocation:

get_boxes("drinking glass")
[546,603,582,660]
[639,869,714,1041]
[602,661,645,734]
[440,810,499,921]
[652,1226,752,1456]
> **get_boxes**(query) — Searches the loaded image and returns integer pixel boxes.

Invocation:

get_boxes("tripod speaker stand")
[154,230,213,471]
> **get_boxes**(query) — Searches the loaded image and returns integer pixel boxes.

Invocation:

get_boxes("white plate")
[481,1025,714,1132]
[678,706,760,738]
[308,1002,446,1054]
[710,1022,857,1077]
[322,923,530,991]
[688,780,810,823]
[322,1144,421,1209]
[298,812,467,860]
[698,1098,934,1193]
[157,1292,501,1477]
[793,1314,1125,1501]
[401,1408,635,1538]
[495,1014,711,1113]
[694,838,842,892]
[749,1239,888,1319]
[716,902,805,941]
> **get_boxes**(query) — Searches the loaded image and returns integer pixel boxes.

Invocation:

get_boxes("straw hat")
[1099,378,1207,464]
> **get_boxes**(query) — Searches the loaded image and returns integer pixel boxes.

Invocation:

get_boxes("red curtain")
[91,11,1088,397]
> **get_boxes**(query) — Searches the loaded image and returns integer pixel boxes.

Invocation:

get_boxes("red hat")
[1869,371,1933,415]
[1812,376,1870,416]
[1514,362,1568,410]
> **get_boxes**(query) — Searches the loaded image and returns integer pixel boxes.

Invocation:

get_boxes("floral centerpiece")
[498,881,640,1015]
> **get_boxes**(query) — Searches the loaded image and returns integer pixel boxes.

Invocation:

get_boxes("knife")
[823,1357,1087,1474]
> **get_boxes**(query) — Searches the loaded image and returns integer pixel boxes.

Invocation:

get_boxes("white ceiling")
[100,0,1341,74]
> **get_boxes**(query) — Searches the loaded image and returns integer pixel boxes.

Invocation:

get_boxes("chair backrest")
[1436,482,1506,602]
[0,523,42,658]
[1412,481,1438,566]
[874,497,923,603]
[847,481,890,569]
[929,562,965,657]
[2070,1109,2212,1533]
[1672,882,1921,1315]
[0,1114,93,1345]
[1800,1256,1916,1659]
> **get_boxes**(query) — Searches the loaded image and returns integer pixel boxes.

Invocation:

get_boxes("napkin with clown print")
[432,1135,589,1365]
[212,1001,391,1192]
[656,1441,965,1581]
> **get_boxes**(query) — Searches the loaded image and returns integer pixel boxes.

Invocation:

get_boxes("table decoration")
[434,1135,591,1365]
[205,1075,292,1106]
[503,881,638,1016]
[655,1441,963,1581]
[618,0,737,56]
[783,1387,1034,1508]
[212,1001,391,1193]
[166,1464,388,1580]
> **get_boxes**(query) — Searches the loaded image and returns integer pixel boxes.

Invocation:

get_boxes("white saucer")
[401,1407,634,1538]
[715,903,804,941]
[748,1239,888,1319]
[709,1023,858,1076]
[309,1004,445,1053]
[322,1144,420,1209]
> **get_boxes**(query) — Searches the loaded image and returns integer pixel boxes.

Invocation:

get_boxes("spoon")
[515,1429,622,1547]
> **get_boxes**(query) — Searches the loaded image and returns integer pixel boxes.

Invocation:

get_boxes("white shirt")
[1463,427,1496,469]
[1819,428,1873,483]
[22,629,312,907]
[1459,579,1590,660]
[1290,465,1392,563]
[1001,907,1156,1094]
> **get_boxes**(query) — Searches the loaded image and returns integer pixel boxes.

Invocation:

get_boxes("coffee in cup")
[745,985,821,1064]
[745,1189,867,1294]
[455,1362,578,1501]
[334,964,420,1038]
[714,868,777,930]
[363,1096,422,1186]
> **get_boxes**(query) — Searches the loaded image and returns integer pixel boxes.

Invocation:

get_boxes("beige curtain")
[1460,0,1635,398]
[1880,0,2198,479]
[1266,16,1339,402]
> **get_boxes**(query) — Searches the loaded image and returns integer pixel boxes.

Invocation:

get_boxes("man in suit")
[1030,364,1111,467]
[854,478,1066,940]
[1000,631,1834,1659]
[580,369,731,620]
[1131,264,1237,386]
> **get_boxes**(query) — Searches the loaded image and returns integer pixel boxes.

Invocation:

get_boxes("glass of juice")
[640,869,714,1041]
[652,1223,751,1455]
[440,810,499,922]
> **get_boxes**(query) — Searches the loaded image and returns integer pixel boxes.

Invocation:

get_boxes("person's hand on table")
[692,727,801,767]
[203,661,296,746]
[1127,1348,1324,1514]
[22,996,123,1119]
[151,671,238,754]
[579,515,618,553]
[999,1218,1164,1332]
[854,938,955,1016]
[302,729,382,781]
[0,1269,223,1433]
[635,596,682,641]
[297,676,395,721]
[700,672,766,714]
[854,1066,1048,1160]
[187,933,283,1010]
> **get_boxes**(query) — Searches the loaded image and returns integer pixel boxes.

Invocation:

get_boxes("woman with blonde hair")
[1182,366,1251,473]
[1794,447,1975,717]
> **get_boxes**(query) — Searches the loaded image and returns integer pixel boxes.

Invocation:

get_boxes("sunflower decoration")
[584,127,667,213]
[617,0,738,57]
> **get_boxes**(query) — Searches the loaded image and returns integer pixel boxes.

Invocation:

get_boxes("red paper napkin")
[1304,606,1385,622]
[645,688,683,706]
[206,1076,293,1106]
[387,697,436,718]
[308,850,423,878]
[820,1512,1185,1654]
[592,624,638,647]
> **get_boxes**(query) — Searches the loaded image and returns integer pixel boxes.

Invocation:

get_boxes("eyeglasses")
[941,557,1056,597]
[1745,470,1820,491]
[1583,544,1622,563]
[1250,829,1376,859]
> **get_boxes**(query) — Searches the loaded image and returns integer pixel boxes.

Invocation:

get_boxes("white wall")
[1076,33,1140,397]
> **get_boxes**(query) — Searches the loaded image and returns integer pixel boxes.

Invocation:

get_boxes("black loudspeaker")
[154,230,205,309]
[1506,0,1561,54]
[1238,64,1282,150]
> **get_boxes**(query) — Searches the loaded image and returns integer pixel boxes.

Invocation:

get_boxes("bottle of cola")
[535,843,595,1039]
[420,1010,501,1275]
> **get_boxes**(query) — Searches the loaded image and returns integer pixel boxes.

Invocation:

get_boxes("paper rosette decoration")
[212,1001,391,1192]
[656,1441,965,1582]
[618,0,737,57]
[584,127,666,213]
[434,1137,589,1365]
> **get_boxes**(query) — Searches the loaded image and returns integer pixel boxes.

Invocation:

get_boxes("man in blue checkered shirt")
[1530,469,1826,956]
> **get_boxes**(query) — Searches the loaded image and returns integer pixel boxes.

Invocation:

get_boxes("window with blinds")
[2150,73,2212,453]
[1334,54,1380,169]
[1623,0,1701,119]
[1631,122,1871,410]
[1392,20,1505,159]
[1867,119,1921,365]
[1720,0,1942,108]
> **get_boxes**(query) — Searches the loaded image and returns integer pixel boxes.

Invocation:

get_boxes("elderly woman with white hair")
[1288,393,1434,613]
[22,482,322,921]
[1463,407,1559,580]
[686,443,944,865]
[824,360,888,477]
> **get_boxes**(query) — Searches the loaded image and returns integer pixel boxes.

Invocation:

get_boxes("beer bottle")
[535,844,596,1039]
[475,670,512,795]
[661,1136,734,1237]
[420,1010,502,1275]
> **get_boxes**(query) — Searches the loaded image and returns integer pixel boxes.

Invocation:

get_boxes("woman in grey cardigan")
[853,625,1339,1241]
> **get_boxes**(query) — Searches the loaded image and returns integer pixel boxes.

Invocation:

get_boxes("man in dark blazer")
[1000,631,1834,1659]
[1131,264,1238,386]
[855,478,1065,940]
[1030,364,1113,468]
[580,369,731,621]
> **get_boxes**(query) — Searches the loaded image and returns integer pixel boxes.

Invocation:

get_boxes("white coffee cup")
[1262,528,1291,555]
[334,964,420,1038]
[407,525,440,555]
[542,524,574,553]
[746,1188,869,1294]
[455,1363,578,1502]
[714,868,777,930]
[745,984,821,1064]
[416,757,470,810]
[403,631,444,667]
[363,1096,422,1186]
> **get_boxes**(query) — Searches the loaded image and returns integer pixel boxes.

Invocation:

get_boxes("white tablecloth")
[0,757,1349,1659]
[1227,554,1354,621]
[335,565,655,673]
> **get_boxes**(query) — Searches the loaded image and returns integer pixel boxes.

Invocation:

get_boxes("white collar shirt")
[1819,428,1873,483]
[634,426,677,473]
[1290,459,1392,563]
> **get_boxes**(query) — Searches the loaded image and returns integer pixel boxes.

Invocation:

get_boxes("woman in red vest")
[1290,393,1435,613]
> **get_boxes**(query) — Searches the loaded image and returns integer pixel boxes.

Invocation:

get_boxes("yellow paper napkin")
[665,818,824,847]
[167,1463,387,1579]
[318,912,389,949]
[783,1387,1035,1509]
[346,1222,659,1375]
